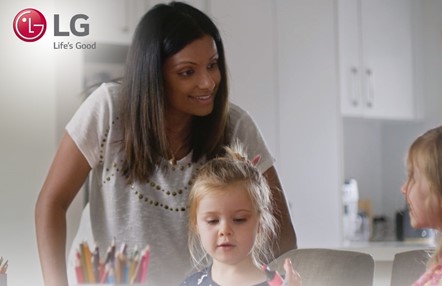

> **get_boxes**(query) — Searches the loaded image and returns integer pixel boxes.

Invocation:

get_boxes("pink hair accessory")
[250,154,261,167]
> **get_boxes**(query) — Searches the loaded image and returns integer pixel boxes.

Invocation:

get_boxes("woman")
[35,2,296,286]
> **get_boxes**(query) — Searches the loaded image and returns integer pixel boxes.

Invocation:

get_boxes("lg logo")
[13,8,47,42]
[13,8,90,42]
[54,14,89,37]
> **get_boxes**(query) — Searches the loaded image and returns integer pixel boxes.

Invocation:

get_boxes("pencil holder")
[0,274,6,286]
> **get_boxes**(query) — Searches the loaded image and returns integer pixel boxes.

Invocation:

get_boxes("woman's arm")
[35,132,91,286]
[263,166,297,256]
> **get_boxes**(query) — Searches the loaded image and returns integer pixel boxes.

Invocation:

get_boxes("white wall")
[420,0,442,128]
[0,2,91,285]
[343,119,383,215]
[0,2,56,286]
[208,0,279,156]
[276,0,342,247]
[209,0,343,248]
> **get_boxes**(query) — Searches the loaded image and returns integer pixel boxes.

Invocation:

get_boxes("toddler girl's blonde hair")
[187,142,278,270]
[405,126,442,266]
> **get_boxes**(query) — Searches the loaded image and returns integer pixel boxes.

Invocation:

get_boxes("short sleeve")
[65,83,119,168]
[229,103,275,174]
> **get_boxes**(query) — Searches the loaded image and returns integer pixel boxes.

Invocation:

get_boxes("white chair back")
[269,248,374,286]
[390,249,432,286]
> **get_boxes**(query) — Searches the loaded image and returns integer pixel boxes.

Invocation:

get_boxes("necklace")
[169,140,189,165]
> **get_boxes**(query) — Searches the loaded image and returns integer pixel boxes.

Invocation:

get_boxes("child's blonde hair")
[187,142,278,270]
[405,126,442,266]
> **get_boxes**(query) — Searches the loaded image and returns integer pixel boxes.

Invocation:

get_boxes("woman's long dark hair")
[120,1,230,183]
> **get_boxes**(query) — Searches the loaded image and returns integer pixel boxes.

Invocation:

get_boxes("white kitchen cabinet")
[338,0,415,120]
[81,0,207,44]
[81,0,149,44]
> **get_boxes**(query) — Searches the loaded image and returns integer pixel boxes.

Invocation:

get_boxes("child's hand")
[282,258,302,286]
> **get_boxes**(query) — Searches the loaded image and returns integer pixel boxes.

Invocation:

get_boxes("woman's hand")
[282,258,302,286]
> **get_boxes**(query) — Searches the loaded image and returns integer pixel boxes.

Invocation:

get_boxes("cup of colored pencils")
[74,240,150,285]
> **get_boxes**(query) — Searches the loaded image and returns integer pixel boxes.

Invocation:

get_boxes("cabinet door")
[84,0,149,44]
[338,0,364,116]
[338,0,415,119]
[361,0,414,119]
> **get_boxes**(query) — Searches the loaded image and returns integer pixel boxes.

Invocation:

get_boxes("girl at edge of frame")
[401,126,442,286]
[35,2,297,286]
[180,143,301,286]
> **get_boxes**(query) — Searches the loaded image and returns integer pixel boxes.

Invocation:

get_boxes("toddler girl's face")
[196,183,259,266]
[401,158,441,230]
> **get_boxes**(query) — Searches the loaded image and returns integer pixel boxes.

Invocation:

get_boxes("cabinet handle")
[365,68,374,108]
[349,66,360,106]
[122,0,130,33]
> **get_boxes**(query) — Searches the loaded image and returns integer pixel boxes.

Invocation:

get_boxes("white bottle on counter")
[342,178,359,242]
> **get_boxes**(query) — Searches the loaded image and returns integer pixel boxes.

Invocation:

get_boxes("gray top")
[66,82,274,286]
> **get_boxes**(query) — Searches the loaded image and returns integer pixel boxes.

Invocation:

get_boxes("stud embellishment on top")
[131,161,203,211]
[133,190,187,212]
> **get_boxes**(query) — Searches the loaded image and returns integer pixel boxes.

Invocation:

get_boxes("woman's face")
[401,157,442,230]
[163,35,221,119]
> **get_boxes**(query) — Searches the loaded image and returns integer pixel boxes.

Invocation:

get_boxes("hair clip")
[250,154,261,167]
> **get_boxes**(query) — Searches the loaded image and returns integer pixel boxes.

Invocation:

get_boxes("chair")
[268,248,374,286]
[390,249,432,286]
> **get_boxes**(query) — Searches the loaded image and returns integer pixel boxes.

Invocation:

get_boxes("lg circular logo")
[13,8,47,42]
